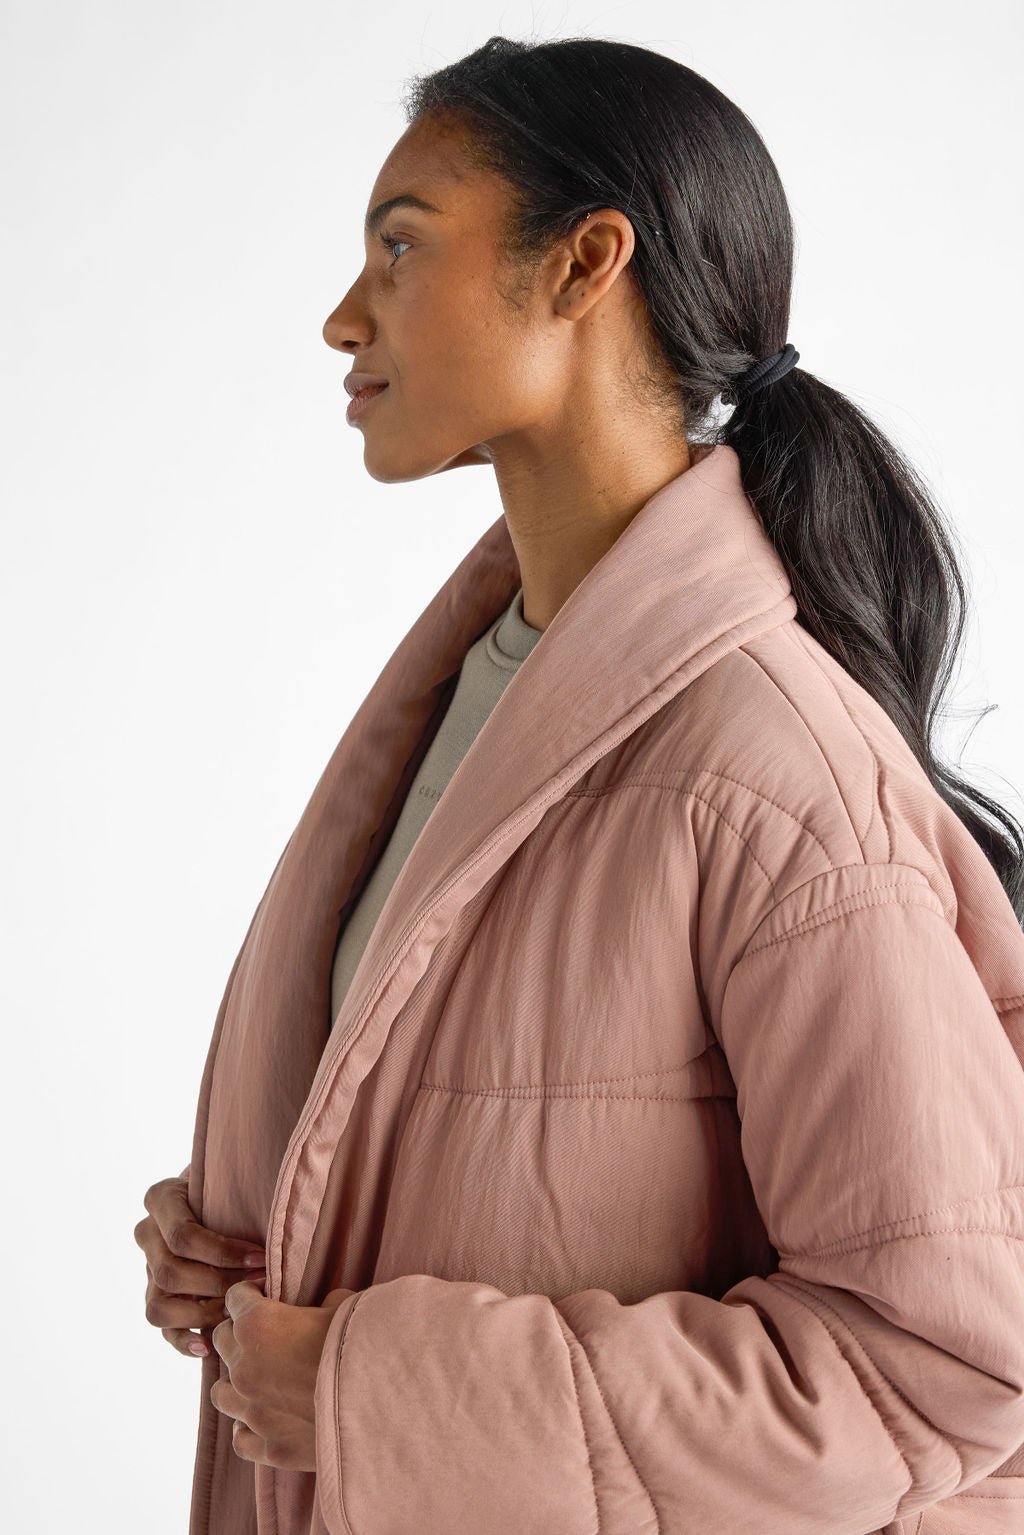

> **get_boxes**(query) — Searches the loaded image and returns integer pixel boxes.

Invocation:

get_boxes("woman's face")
[322,113,640,483]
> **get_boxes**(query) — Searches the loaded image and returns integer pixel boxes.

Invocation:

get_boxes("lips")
[344,371,390,397]
[346,382,389,423]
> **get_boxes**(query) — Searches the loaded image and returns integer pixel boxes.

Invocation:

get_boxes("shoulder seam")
[566,777,779,899]
[567,767,836,870]
[783,625,891,861]
[736,636,884,860]
[738,865,946,962]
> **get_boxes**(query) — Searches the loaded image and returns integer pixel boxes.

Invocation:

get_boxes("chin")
[360,442,469,485]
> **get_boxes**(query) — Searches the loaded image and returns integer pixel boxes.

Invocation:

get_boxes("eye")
[377,228,411,266]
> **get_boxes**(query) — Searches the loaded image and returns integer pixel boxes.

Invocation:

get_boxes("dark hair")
[401,34,1024,923]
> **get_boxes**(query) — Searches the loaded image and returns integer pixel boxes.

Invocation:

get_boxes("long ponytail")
[724,360,1024,920]
[402,33,1024,921]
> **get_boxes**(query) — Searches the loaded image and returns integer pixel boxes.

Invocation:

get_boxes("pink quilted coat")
[186,442,1024,1535]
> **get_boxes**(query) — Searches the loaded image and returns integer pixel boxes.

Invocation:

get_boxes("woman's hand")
[210,1281,356,1473]
[134,1169,268,1358]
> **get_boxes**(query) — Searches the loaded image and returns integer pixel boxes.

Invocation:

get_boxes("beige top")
[330,584,543,1024]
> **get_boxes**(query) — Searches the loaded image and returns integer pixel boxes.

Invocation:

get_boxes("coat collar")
[264,439,792,1178]
[202,441,802,1529]
[261,442,798,1298]
[335,442,797,1025]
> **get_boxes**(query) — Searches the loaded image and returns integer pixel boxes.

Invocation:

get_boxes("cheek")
[406,315,520,425]
[385,265,538,439]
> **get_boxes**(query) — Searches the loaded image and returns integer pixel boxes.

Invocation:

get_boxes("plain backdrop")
[1,1,1021,1527]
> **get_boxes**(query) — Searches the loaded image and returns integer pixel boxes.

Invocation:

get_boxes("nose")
[322,294,372,354]
[322,306,345,351]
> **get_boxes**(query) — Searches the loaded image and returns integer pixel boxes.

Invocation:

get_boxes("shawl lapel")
[189,444,797,1299]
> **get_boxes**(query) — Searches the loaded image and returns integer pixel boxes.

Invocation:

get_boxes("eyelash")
[377,229,411,266]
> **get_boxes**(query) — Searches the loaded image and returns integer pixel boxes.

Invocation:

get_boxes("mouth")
[346,383,389,424]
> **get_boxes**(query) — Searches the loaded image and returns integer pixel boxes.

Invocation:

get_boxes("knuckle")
[164,1220,190,1256]
[247,1405,271,1439]
[231,1360,257,1399]
[261,1429,279,1456]
[233,1311,259,1345]
[264,1434,295,1470]
[152,1260,176,1292]
[143,1179,170,1215]
[145,1294,167,1327]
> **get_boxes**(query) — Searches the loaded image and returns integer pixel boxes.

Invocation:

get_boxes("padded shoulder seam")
[738,863,948,963]
[568,768,835,871]
[736,633,885,859]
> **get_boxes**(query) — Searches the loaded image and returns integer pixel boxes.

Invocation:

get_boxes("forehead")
[365,117,490,226]
[376,113,471,183]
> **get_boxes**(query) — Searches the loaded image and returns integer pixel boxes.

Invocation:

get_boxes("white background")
[1,1,1021,1528]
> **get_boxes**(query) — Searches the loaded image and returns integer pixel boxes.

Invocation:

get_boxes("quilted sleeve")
[312,864,1024,1535]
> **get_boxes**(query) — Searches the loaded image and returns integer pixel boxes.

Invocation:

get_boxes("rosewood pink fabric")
[186,442,1024,1534]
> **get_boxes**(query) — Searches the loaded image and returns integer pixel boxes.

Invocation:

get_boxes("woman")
[135,36,1024,1535]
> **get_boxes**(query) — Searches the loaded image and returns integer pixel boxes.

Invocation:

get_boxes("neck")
[487,426,695,632]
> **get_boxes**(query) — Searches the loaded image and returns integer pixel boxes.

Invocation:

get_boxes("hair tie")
[733,343,800,401]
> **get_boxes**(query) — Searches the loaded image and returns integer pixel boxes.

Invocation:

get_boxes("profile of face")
[322,112,648,484]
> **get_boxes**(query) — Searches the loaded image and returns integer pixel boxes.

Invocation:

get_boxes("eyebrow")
[364,193,445,236]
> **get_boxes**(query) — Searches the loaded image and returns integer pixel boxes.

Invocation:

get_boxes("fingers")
[140,1224,266,1300]
[137,1171,267,1357]
[135,1175,266,1297]
[145,1264,267,1356]
[146,1275,232,1329]
[145,1263,225,1355]
[142,1175,266,1270]
[162,1324,215,1358]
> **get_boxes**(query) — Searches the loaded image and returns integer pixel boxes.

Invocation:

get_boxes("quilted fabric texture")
[185,444,1024,1534]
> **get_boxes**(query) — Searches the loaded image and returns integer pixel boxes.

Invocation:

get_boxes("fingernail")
[243,1252,266,1267]
[189,1341,209,1356]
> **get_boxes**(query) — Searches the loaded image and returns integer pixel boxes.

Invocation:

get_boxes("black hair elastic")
[733,342,800,401]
